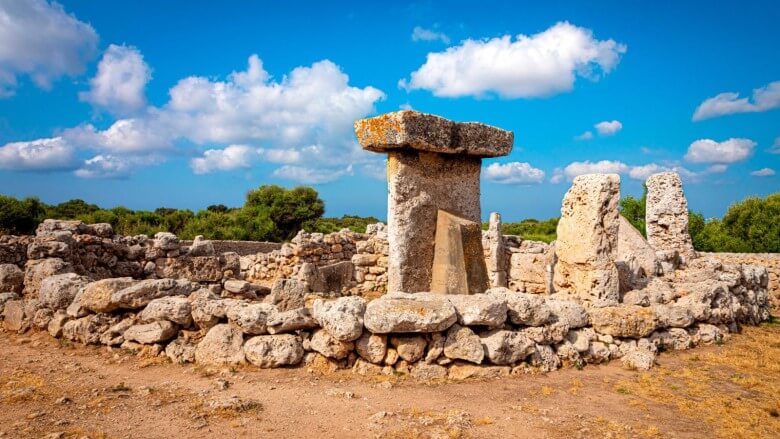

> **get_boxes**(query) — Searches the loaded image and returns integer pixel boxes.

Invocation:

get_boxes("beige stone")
[616,215,659,292]
[645,172,696,261]
[430,210,489,295]
[554,173,621,305]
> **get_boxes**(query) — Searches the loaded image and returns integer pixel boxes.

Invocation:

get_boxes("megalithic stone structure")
[484,212,508,288]
[645,172,697,264]
[430,209,490,295]
[553,173,621,306]
[354,110,513,293]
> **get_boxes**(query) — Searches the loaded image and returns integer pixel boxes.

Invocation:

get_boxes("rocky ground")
[1,321,779,439]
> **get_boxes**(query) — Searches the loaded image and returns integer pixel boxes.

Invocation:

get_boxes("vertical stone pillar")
[484,212,508,288]
[553,174,621,306]
[354,111,513,293]
[645,172,696,264]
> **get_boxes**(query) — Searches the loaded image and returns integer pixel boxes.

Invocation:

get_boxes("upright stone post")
[553,173,621,306]
[354,111,513,293]
[645,172,697,265]
[484,212,508,288]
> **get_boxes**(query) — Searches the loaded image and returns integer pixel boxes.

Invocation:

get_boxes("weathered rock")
[112,278,194,310]
[0,264,24,293]
[0,292,20,314]
[296,262,325,292]
[484,212,508,288]
[223,279,251,294]
[424,332,445,363]
[546,299,588,329]
[652,304,694,328]
[688,324,723,345]
[138,297,193,326]
[124,321,178,344]
[391,335,428,362]
[446,293,507,327]
[430,210,489,295]
[166,337,197,364]
[226,303,276,335]
[188,235,215,256]
[79,277,136,313]
[195,324,246,366]
[99,318,134,346]
[518,322,570,345]
[268,278,309,312]
[2,299,25,331]
[554,173,621,305]
[62,314,117,344]
[649,328,693,351]
[621,348,656,370]
[355,333,387,364]
[589,306,659,338]
[443,324,484,363]
[88,222,113,238]
[309,329,354,360]
[154,256,222,282]
[312,296,365,342]
[244,334,304,368]
[153,232,179,251]
[411,363,448,381]
[23,258,73,297]
[266,307,318,334]
[448,363,511,380]
[319,261,354,293]
[352,358,383,376]
[616,215,660,292]
[488,288,550,326]
[584,341,611,364]
[32,308,53,328]
[622,279,676,306]
[363,292,457,333]
[529,344,561,372]
[479,329,535,365]
[47,311,69,338]
[645,172,696,261]
[37,273,89,310]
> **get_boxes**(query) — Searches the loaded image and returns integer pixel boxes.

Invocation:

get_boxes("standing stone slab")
[430,210,489,295]
[355,110,513,293]
[484,212,508,288]
[645,172,696,262]
[553,174,621,306]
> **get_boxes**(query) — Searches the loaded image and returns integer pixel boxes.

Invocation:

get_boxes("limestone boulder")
[355,333,387,364]
[0,292,20,315]
[546,299,588,329]
[138,297,193,326]
[188,235,215,256]
[411,363,448,381]
[112,278,194,310]
[621,348,656,371]
[154,256,222,282]
[0,264,23,293]
[38,273,89,310]
[529,344,561,372]
[23,258,73,297]
[649,328,693,351]
[448,363,511,380]
[166,337,197,364]
[266,307,318,334]
[589,306,659,338]
[99,318,134,346]
[390,335,428,362]
[479,329,535,365]
[47,311,69,338]
[363,292,457,333]
[268,278,309,312]
[652,304,694,329]
[153,232,179,251]
[319,261,354,293]
[2,299,25,332]
[488,288,550,326]
[244,334,304,368]
[226,303,276,335]
[195,324,246,366]
[124,321,178,344]
[79,277,136,313]
[443,324,484,364]
[62,314,117,345]
[312,296,365,342]
[309,329,354,360]
[645,172,696,261]
[616,215,660,291]
[446,294,507,327]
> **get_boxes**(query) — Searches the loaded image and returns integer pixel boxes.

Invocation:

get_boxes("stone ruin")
[0,110,775,380]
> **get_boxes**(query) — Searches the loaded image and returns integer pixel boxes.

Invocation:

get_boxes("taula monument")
[0,110,775,378]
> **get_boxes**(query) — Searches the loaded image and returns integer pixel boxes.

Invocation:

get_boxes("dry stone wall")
[700,253,780,307]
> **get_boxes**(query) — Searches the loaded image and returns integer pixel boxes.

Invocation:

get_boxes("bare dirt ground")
[1,322,779,439]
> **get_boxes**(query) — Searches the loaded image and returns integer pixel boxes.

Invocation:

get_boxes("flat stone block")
[430,210,489,295]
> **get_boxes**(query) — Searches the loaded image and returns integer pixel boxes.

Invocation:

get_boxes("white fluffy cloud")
[0,0,98,96]
[594,120,622,136]
[693,81,780,121]
[575,131,593,141]
[684,138,756,163]
[0,137,77,170]
[751,168,776,177]
[483,162,545,184]
[411,26,450,44]
[768,137,780,154]
[75,154,158,179]
[401,22,626,98]
[272,165,353,184]
[79,44,151,116]
[551,160,629,183]
[550,160,723,183]
[190,144,257,174]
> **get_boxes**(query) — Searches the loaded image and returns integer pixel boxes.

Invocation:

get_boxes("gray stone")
[188,235,215,256]
[589,306,659,338]
[529,344,561,372]
[79,277,136,313]
[195,324,246,366]
[112,278,194,310]
[546,299,588,329]
[645,172,696,262]
[62,314,116,344]
[355,332,387,364]
[244,334,304,368]
[23,258,73,297]
[138,297,193,326]
[309,329,354,360]
[479,329,535,365]
[2,299,25,332]
[124,321,178,344]
[411,363,448,381]
[226,303,276,335]
[553,173,621,305]
[0,264,23,293]
[47,311,69,338]
[424,332,445,363]
[390,335,428,362]
[319,261,354,293]
[430,210,489,295]
[312,296,365,342]
[268,278,309,312]
[38,273,89,310]
[484,212,508,288]
[0,292,20,315]
[266,307,318,334]
[363,292,457,333]
[99,318,134,346]
[487,287,550,326]
[443,324,484,364]
[166,337,197,364]
[652,303,694,328]
[153,232,179,251]
[621,348,656,370]
[446,293,507,327]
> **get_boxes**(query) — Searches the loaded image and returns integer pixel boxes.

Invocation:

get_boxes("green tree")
[720,193,780,252]
[619,186,647,237]
[0,196,45,234]
[245,185,325,240]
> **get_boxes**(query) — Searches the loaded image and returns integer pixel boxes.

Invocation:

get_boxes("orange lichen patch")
[354,111,404,149]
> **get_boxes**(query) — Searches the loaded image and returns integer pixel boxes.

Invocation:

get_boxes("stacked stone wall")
[701,253,780,306]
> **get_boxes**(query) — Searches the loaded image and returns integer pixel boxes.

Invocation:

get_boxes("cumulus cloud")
[411,26,450,44]
[594,120,622,136]
[692,81,780,121]
[684,138,756,163]
[551,160,722,183]
[483,162,545,184]
[0,0,98,96]
[272,165,353,184]
[751,168,776,177]
[551,160,629,182]
[74,154,159,179]
[575,131,593,141]
[190,144,257,174]
[0,137,77,171]
[4,54,385,180]
[768,137,780,154]
[360,161,387,180]
[79,44,151,116]
[401,22,626,98]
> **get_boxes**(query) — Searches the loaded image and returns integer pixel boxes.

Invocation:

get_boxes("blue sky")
[0,0,778,221]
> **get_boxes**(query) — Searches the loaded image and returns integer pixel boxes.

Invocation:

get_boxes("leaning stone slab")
[616,215,660,291]
[244,334,304,368]
[363,292,457,333]
[445,294,507,327]
[430,210,489,295]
